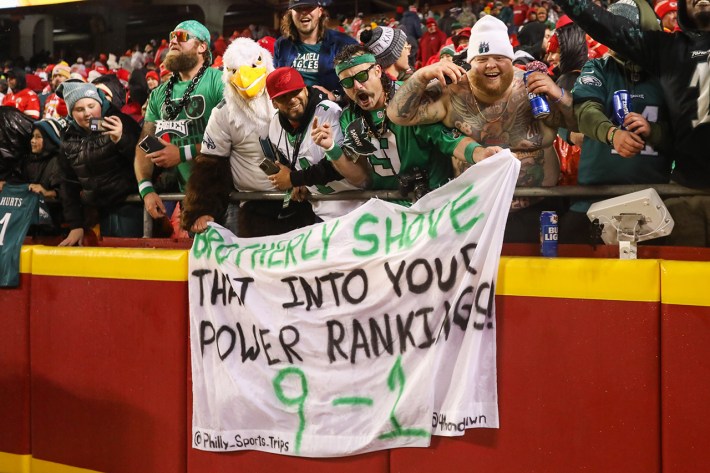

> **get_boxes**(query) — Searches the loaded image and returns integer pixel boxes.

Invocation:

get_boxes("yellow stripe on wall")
[31,247,188,281]
[31,458,102,473]
[661,260,710,307]
[497,257,661,302]
[0,452,30,473]
[20,246,32,274]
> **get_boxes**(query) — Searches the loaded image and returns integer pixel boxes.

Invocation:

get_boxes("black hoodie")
[552,0,710,188]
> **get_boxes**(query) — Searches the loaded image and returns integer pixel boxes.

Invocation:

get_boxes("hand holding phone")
[138,135,166,154]
[259,158,281,175]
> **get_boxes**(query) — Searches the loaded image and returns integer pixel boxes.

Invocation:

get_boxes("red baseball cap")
[266,67,306,100]
[654,0,677,19]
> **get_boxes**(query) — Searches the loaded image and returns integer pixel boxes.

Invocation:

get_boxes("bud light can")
[613,90,631,128]
[540,211,558,257]
[523,71,551,119]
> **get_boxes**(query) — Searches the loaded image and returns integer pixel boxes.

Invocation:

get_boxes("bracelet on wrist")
[607,127,618,146]
[552,88,565,104]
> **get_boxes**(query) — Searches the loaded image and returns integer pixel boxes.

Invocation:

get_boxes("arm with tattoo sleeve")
[387,70,450,126]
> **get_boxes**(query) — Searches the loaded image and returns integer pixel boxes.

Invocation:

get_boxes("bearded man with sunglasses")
[310,44,503,197]
[274,0,356,104]
[134,20,224,221]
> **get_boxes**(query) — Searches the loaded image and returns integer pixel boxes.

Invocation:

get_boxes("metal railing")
[125,184,710,238]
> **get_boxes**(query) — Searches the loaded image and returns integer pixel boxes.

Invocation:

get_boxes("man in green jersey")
[310,44,502,196]
[134,20,224,220]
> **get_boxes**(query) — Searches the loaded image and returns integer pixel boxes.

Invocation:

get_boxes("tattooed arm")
[387,61,465,126]
[524,70,577,131]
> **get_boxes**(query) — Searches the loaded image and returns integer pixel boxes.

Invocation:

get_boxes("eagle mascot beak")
[230,65,268,100]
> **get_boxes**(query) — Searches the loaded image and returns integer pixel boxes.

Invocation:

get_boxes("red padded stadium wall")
[0,250,31,457]
[29,248,188,473]
[661,261,710,473]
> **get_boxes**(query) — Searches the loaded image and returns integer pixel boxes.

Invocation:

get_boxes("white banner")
[189,151,520,457]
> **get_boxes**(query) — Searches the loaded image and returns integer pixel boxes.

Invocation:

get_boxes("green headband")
[335,54,377,75]
[174,20,211,46]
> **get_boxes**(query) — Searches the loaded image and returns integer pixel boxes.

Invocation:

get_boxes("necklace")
[361,92,390,140]
[163,63,208,120]
[468,79,509,123]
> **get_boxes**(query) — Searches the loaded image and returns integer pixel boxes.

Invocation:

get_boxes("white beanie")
[467,15,514,63]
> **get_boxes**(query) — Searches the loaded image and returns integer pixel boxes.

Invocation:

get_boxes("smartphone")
[259,158,281,175]
[259,137,279,162]
[138,135,166,154]
[444,54,472,85]
[89,118,105,132]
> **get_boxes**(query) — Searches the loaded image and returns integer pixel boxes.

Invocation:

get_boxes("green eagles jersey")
[145,67,224,189]
[0,184,40,287]
[339,106,460,192]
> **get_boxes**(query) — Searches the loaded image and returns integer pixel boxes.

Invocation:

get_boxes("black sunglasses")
[339,64,377,89]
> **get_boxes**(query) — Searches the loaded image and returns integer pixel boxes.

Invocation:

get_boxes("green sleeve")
[414,122,465,156]
[575,100,613,145]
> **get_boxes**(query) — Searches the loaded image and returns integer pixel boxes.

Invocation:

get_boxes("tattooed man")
[387,15,576,242]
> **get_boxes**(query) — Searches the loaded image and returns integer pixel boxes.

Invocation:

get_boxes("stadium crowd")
[0,0,708,247]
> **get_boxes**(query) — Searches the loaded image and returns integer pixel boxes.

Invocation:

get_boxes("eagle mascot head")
[221,37,275,133]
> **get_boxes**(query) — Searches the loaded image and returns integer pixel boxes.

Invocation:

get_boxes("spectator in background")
[122,69,150,123]
[135,20,224,222]
[512,0,529,32]
[212,33,227,58]
[56,81,142,245]
[145,70,159,91]
[2,69,41,119]
[42,62,70,119]
[399,2,424,68]
[419,18,448,67]
[438,8,459,37]
[361,26,412,81]
[273,0,357,103]
[497,1,514,31]
[451,26,471,52]
[517,6,550,60]
[655,0,678,32]
[547,15,588,186]
[560,0,672,243]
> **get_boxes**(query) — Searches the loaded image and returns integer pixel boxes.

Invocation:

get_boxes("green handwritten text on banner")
[189,151,520,457]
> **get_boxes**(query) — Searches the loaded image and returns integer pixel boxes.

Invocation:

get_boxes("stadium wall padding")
[1,247,709,473]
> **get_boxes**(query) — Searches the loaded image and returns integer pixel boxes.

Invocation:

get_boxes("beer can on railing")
[540,211,558,257]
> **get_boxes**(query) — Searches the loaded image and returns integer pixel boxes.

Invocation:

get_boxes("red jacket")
[2,88,40,119]
[42,92,68,119]
[418,29,448,65]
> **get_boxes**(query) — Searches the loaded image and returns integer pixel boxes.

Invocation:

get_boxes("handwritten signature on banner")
[188,151,520,457]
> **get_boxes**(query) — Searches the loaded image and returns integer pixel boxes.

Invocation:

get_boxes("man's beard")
[471,68,514,99]
[163,50,200,73]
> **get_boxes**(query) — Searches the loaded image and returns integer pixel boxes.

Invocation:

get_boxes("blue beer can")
[613,90,631,128]
[523,71,551,119]
[540,211,558,257]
